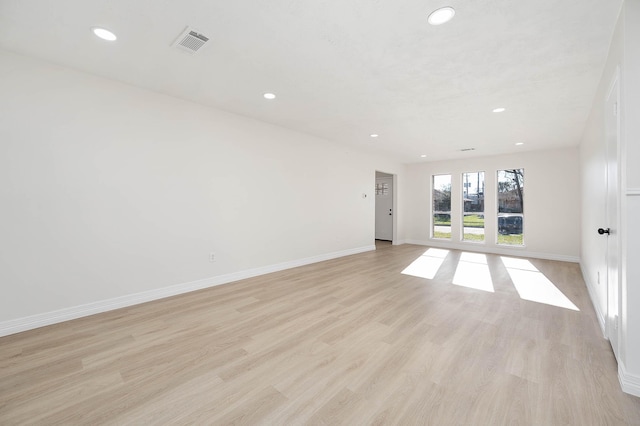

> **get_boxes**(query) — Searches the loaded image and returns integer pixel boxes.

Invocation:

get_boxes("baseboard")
[579,261,606,336]
[404,239,580,263]
[619,362,640,397]
[0,245,375,337]
[392,239,406,246]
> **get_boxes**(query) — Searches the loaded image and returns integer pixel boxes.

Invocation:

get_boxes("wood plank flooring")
[1,244,639,425]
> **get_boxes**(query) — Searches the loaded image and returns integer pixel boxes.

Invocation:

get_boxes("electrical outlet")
[209,252,216,263]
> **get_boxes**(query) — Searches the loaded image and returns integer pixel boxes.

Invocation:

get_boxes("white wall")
[405,148,581,261]
[579,5,623,334]
[580,0,640,396]
[0,49,405,332]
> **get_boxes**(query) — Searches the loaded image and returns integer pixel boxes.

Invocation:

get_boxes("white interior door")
[375,176,393,241]
[605,71,620,360]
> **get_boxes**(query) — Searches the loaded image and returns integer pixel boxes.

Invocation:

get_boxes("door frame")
[375,171,397,245]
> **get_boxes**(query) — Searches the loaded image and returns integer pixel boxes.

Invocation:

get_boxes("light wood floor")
[1,244,639,425]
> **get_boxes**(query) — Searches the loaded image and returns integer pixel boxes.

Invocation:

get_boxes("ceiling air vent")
[460,148,476,152]
[172,26,210,54]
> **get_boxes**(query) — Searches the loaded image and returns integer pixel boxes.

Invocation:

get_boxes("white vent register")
[172,26,210,54]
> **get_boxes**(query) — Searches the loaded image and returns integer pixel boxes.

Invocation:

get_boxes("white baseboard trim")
[579,262,606,337]
[0,245,375,337]
[392,239,406,246]
[619,362,640,397]
[404,239,580,263]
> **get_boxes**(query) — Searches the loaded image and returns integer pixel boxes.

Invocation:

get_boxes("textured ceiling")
[0,0,623,162]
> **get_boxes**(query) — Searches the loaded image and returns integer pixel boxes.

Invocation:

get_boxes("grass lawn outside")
[463,233,484,242]
[434,213,522,245]
[433,231,451,239]
[435,214,484,227]
[434,217,451,226]
[498,234,523,245]
[463,214,485,228]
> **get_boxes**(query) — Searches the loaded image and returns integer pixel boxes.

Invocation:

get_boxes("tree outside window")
[497,169,524,245]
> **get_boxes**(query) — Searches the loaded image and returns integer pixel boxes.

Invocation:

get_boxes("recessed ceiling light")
[92,27,117,41]
[428,7,456,25]
[515,142,524,146]
[493,107,506,113]
[263,93,276,100]
[420,154,427,158]
[370,134,379,138]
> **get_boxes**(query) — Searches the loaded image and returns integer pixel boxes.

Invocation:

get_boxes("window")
[497,169,524,245]
[433,174,451,239]
[375,182,389,195]
[462,171,484,242]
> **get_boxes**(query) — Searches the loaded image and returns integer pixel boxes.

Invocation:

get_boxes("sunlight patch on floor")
[452,252,494,292]
[501,257,579,311]
[401,248,449,280]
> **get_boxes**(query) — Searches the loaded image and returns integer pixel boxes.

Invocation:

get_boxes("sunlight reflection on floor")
[401,248,449,280]
[452,252,494,292]
[501,257,579,311]
[400,249,580,311]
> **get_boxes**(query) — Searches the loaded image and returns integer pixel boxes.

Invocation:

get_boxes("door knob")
[598,228,610,235]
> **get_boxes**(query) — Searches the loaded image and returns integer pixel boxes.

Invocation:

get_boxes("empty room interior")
[2,0,640,424]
